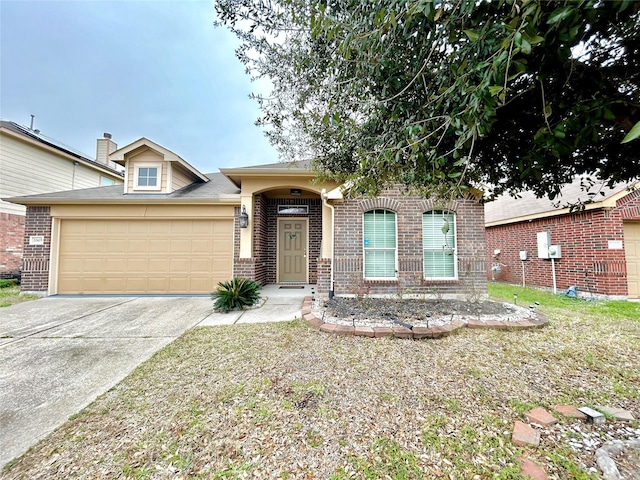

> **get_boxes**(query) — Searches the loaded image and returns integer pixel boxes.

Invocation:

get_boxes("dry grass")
[3,287,639,479]
[0,285,40,308]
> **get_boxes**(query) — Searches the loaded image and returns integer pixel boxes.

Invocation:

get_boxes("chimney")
[96,132,117,167]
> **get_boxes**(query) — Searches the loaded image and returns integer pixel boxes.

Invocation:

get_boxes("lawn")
[3,284,639,479]
[0,281,40,308]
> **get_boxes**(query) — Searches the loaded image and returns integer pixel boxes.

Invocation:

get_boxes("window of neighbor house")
[423,210,457,279]
[363,209,397,279]
[100,176,116,186]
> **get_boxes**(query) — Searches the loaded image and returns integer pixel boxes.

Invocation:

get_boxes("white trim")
[133,162,162,191]
[165,162,173,194]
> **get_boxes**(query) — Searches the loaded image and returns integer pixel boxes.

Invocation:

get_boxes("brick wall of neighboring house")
[485,189,640,297]
[325,189,487,298]
[20,206,52,293]
[0,213,25,278]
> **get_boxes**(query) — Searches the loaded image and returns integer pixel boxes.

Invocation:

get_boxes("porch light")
[239,205,249,228]
[290,188,302,196]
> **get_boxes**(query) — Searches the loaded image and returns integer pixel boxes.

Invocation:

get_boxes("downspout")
[321,189,335,299]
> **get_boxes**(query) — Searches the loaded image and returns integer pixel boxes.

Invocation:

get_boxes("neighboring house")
[5,137,487,298]
[0,121,124,278]
[485,178,640,299]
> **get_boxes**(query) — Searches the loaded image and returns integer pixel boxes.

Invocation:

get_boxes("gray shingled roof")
[4,173,239,203]
[485,177,636,224]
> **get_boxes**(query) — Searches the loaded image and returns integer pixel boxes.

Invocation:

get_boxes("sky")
[0,0,279,173]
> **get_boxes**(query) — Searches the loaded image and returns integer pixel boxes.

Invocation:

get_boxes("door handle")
[303,248,307,258]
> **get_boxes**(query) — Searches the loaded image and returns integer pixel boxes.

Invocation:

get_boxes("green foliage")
[215,0,640,200]
[211,278,261,313]
[0,278,18,288]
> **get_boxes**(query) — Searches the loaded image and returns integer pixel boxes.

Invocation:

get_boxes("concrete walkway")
[0,285,311,468]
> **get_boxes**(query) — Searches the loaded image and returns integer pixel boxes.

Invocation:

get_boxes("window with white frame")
[363,209,397,279]
[423,210,457,279]
[134,164,161,190]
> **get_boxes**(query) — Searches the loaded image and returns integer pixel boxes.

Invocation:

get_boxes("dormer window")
[134,163,162,191]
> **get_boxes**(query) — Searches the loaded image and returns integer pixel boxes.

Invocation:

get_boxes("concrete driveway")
[0,296,215,468]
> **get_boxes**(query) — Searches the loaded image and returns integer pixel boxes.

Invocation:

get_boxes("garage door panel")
[149,239,170,253]
[192,239,212,253]
[58,219,233,294]
[126,239,147,253]
[169,239,190,253]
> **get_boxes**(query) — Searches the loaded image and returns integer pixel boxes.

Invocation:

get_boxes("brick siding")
[329,188,487,298]
[485,189,640,297]
[20,206,52,293]
[0,212,25,278]
[233,195,323,285]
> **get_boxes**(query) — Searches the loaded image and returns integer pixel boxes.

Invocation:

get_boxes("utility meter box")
[548,245,562,259]
[537,232,551,259]
[519,251,527,261]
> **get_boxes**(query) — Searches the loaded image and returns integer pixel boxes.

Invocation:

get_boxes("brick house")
[485,178,640,299]
[6,136,487,298]
[0,121,123,279]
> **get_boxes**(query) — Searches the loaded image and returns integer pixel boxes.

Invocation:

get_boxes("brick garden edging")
[301,296,549,339]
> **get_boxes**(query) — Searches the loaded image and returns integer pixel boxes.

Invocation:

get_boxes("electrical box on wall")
[548,245,562,259]
[519,251,527,261]
[537,232,551,259]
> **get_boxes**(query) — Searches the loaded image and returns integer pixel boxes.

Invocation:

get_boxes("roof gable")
[111,137,208,183]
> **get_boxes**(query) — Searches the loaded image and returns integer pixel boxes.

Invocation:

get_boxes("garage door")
[58,219,233,294]
[624,222,640,300]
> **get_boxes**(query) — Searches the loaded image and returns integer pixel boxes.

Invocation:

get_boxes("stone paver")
[578,406,606,424]
[512,420,540,447]
[596,406,635,422]
[550,405,587,420]
[525,407,558,427]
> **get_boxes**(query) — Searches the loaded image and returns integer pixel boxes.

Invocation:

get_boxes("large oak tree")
[215,0,640,200]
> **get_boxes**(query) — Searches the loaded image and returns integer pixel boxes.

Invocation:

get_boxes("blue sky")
[0,0,278,173]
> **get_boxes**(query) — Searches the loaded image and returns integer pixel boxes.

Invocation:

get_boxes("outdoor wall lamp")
[239,205,249,228]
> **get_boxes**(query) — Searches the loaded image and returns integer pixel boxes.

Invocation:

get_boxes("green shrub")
[211,278,261,313]
[0,278,18,289]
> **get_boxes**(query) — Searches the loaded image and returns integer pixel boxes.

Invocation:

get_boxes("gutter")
[321,188,335,299]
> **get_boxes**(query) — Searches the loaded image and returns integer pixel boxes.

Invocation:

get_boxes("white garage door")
[58,219,233,294]
[624,222,640,300]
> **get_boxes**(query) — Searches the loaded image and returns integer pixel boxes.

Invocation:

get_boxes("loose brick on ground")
[519,458,548,480]
[550,405,587,420]
[512,420,540,447]
[525,407,558,427]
